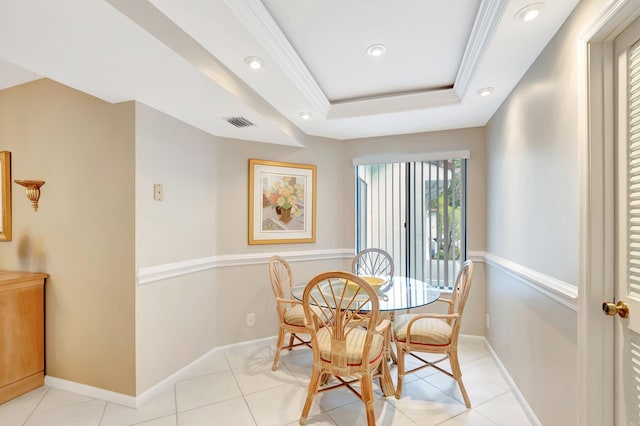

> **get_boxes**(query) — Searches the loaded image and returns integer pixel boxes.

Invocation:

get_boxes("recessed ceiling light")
[299,112,312,120]
[366,44,386,57]
[515,3,544,22]
[477,87,495,97]
[244,56,264,70]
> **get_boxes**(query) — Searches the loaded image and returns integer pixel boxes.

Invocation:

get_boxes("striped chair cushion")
[284,304,322,326]
[316,327,384,365]
[284,304,307,326]
[393,314,452,346]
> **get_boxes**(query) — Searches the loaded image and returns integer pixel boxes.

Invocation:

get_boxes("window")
[355,158,467,289]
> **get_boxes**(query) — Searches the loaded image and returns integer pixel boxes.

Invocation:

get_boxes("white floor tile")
[284,412,336,425]
[33,387,96,411]
[223,343,275,370]
[458,338,490,357]
[244,382,321,426]
[175,370,241,412]
[178,397,255,426]
[100,386,175,426]
[326,398,417,426]
[0,386,48,425]
[182,351,231,380]
[386,380,468,426]
[313,386,361,412]
[437,410,498,425]
[422,374,504,408]
[461,356,510,390]
[0,340,532,426]
[24,399,106,426]
[133,415,177,425]
[279,349,315,383]
[474,392,533,426]
[232,363,299,395]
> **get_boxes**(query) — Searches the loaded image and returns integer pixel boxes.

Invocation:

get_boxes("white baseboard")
[44,335,278,408]
[44,376,137,408]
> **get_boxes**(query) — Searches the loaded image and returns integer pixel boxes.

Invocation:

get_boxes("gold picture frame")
[249,159,316,244]
[0,151,12,241]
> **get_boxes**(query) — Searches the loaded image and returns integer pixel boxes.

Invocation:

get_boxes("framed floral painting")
[248,159,316,244]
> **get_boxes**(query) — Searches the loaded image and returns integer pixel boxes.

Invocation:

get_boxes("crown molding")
[224,0,330,116]
[453,0,507,97]
[226,0,505,119]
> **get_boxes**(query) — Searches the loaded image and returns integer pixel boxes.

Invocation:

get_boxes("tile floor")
[0,337,533,426]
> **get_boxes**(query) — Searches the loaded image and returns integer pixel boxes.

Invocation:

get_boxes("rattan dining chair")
[351,248,394,280]
[299,271,394,426]
[393,259,474,407]
[268,255,313,371]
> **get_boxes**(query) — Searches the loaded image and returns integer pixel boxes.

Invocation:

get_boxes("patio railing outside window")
[355,159,466,290]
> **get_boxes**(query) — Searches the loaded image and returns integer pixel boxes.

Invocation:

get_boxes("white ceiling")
[0,0,579,147]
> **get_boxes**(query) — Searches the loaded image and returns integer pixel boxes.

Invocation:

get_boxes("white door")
[613,16,640,425]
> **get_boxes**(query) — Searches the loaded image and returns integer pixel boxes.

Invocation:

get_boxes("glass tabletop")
[291,276,441,311]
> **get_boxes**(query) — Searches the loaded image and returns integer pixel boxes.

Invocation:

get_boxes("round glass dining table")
[291,276,441,311]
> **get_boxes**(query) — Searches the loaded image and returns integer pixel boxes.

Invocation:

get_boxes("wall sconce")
[14,180,45,212]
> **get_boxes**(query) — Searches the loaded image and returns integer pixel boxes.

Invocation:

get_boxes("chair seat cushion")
[284,304,322,326]
[393,314,452,346]
[316,327,384,366]
[284,304,307,326]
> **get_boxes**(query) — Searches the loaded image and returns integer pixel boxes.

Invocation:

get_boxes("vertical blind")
[355,159,466,289]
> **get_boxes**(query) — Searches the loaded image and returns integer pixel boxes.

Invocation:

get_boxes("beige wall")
[484,0,609,423]
[134,104,353,392]
[0,79,136,395]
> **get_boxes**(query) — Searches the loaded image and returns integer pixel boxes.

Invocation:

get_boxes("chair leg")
[395,346,406,399]
[288,333,295,350]
[450,351,471,408]
[360,372,376,426]
[272,328,285,371]
[300,365,322,425]
[377,357,394,397]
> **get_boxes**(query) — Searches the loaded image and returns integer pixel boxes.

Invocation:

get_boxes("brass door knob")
[602,300,630,318]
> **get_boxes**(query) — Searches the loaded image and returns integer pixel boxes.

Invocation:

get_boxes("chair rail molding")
[137,248,355,285]
[481,251,578,310]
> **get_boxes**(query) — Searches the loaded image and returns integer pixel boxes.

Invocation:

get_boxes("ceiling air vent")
[225,116,255,128]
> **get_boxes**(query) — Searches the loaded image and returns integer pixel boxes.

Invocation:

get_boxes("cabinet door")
[0,284,44,386]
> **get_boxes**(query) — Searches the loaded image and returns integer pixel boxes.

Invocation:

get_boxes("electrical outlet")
[486,313,490,330]
[246,313,255,327]
[154,183,163,201]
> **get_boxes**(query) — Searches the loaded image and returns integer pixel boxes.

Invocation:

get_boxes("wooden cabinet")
[0,271,47,404]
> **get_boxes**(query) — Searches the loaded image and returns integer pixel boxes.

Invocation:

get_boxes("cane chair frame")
[299,271,394,426]
[268,256,311,371]
[351,248,394,280]
[394,260,474,407]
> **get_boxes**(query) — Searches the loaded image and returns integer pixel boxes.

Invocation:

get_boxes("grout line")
[225,353,259,426]
[173,383,179,426]
[22,386,50,425]
[97,399,107,425]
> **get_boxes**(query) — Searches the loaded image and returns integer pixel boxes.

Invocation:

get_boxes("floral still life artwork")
[249,159,316,244]
[263,175,304,227]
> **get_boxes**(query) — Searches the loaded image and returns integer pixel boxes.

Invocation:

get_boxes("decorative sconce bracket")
[14,180,45,212]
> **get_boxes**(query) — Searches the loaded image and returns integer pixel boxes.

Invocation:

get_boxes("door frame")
[579,1,640,424]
